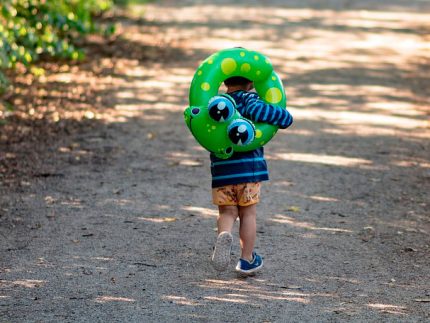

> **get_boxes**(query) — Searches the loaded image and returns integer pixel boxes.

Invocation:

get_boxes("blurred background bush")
[0,0,119,93]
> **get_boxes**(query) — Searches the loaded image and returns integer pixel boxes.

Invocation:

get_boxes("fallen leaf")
[287,206,301,212]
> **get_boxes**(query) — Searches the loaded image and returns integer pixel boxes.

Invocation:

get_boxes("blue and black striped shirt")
[210,90,293,188]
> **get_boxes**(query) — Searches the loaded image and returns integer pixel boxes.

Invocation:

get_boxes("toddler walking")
[210,76,293,274]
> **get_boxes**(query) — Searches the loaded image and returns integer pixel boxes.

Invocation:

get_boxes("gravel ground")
[1,0,430,322]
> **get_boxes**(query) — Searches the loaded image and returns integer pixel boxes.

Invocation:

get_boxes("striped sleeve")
[242,92,293,129]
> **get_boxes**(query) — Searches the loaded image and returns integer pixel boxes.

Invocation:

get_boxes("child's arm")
[242,92,293,129]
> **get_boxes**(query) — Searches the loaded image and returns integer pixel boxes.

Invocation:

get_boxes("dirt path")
[1,0,430,321]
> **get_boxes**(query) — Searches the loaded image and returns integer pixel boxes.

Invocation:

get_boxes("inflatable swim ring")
[184,48,287,159]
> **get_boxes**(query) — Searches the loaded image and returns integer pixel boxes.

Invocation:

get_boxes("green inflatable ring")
[184,48,287,159]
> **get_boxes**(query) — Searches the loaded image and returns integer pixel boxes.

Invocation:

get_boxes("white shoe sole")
[211,231,233,271]
[235,260,264,276]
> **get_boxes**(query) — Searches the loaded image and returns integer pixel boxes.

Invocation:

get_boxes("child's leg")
[238,204,257,261]
[217,205,239,233]
[212,205,238,271]
[235,204,263,274]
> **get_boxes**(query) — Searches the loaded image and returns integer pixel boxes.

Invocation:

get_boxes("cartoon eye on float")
[228,119,255,146]
[208,95,235,122]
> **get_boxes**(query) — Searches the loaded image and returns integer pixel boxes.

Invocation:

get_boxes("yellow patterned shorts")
[212,182,261,206]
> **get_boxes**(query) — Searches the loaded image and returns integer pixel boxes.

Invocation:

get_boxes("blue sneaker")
[235,251,263,275]
[211,231,233,271]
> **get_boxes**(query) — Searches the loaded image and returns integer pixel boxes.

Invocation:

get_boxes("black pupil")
[229,125,249,144]
[209,102,230,121]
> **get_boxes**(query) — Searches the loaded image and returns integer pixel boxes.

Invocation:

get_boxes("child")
[211,76,293,275]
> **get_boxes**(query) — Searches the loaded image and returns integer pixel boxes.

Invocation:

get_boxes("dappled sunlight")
[181,206,218,218]
[120,2,430,155]
[277,191,346,209]
[321,125,430,139]
[190,278,341,306]
[94,296,135,303]
[367,102,425,117]
[269,152,373,168]
[4,0,429,139]
[290,106,428,130]
[280,108,428,139]
[136,216,177,223]
[7,50,193,124]
[368,303,408,315]
[204,295,250,304]
[91,256,113,261]
[175,159,202,167]
[198,279,310,304]
[1,279,46,288]
[162,295,202,306]
[390,158,430,169]
[286,128,314,137]
[336,10,430,27]
[306,276,361,285]
[308,195,339,202]
[140,2,430,89]
[165,151,204,167]
[305,84,426,118]
[373,217,429,234]
[187,36,273,55]
[44,195,85,208]
[271,180,295,188]
[270,214,353,233]
[101,198,133,206]
[5,0,428,147]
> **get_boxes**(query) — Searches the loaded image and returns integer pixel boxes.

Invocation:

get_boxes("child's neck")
[226,85,248,93]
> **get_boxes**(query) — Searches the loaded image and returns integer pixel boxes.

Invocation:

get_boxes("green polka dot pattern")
[184,48,287,159]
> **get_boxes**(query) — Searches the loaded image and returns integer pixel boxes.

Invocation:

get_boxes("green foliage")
[0,72,9,95]
[0,0,114,95]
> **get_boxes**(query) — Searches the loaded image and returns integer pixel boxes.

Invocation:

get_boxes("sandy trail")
[1,0,430,321]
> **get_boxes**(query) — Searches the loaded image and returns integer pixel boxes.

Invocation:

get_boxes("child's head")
[224,76,254,91]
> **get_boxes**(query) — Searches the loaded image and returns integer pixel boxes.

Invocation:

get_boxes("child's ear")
[247,83,254,91]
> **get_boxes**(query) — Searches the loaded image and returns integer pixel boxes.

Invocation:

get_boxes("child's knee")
[239,204,257,218]
[219,205,239,219]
